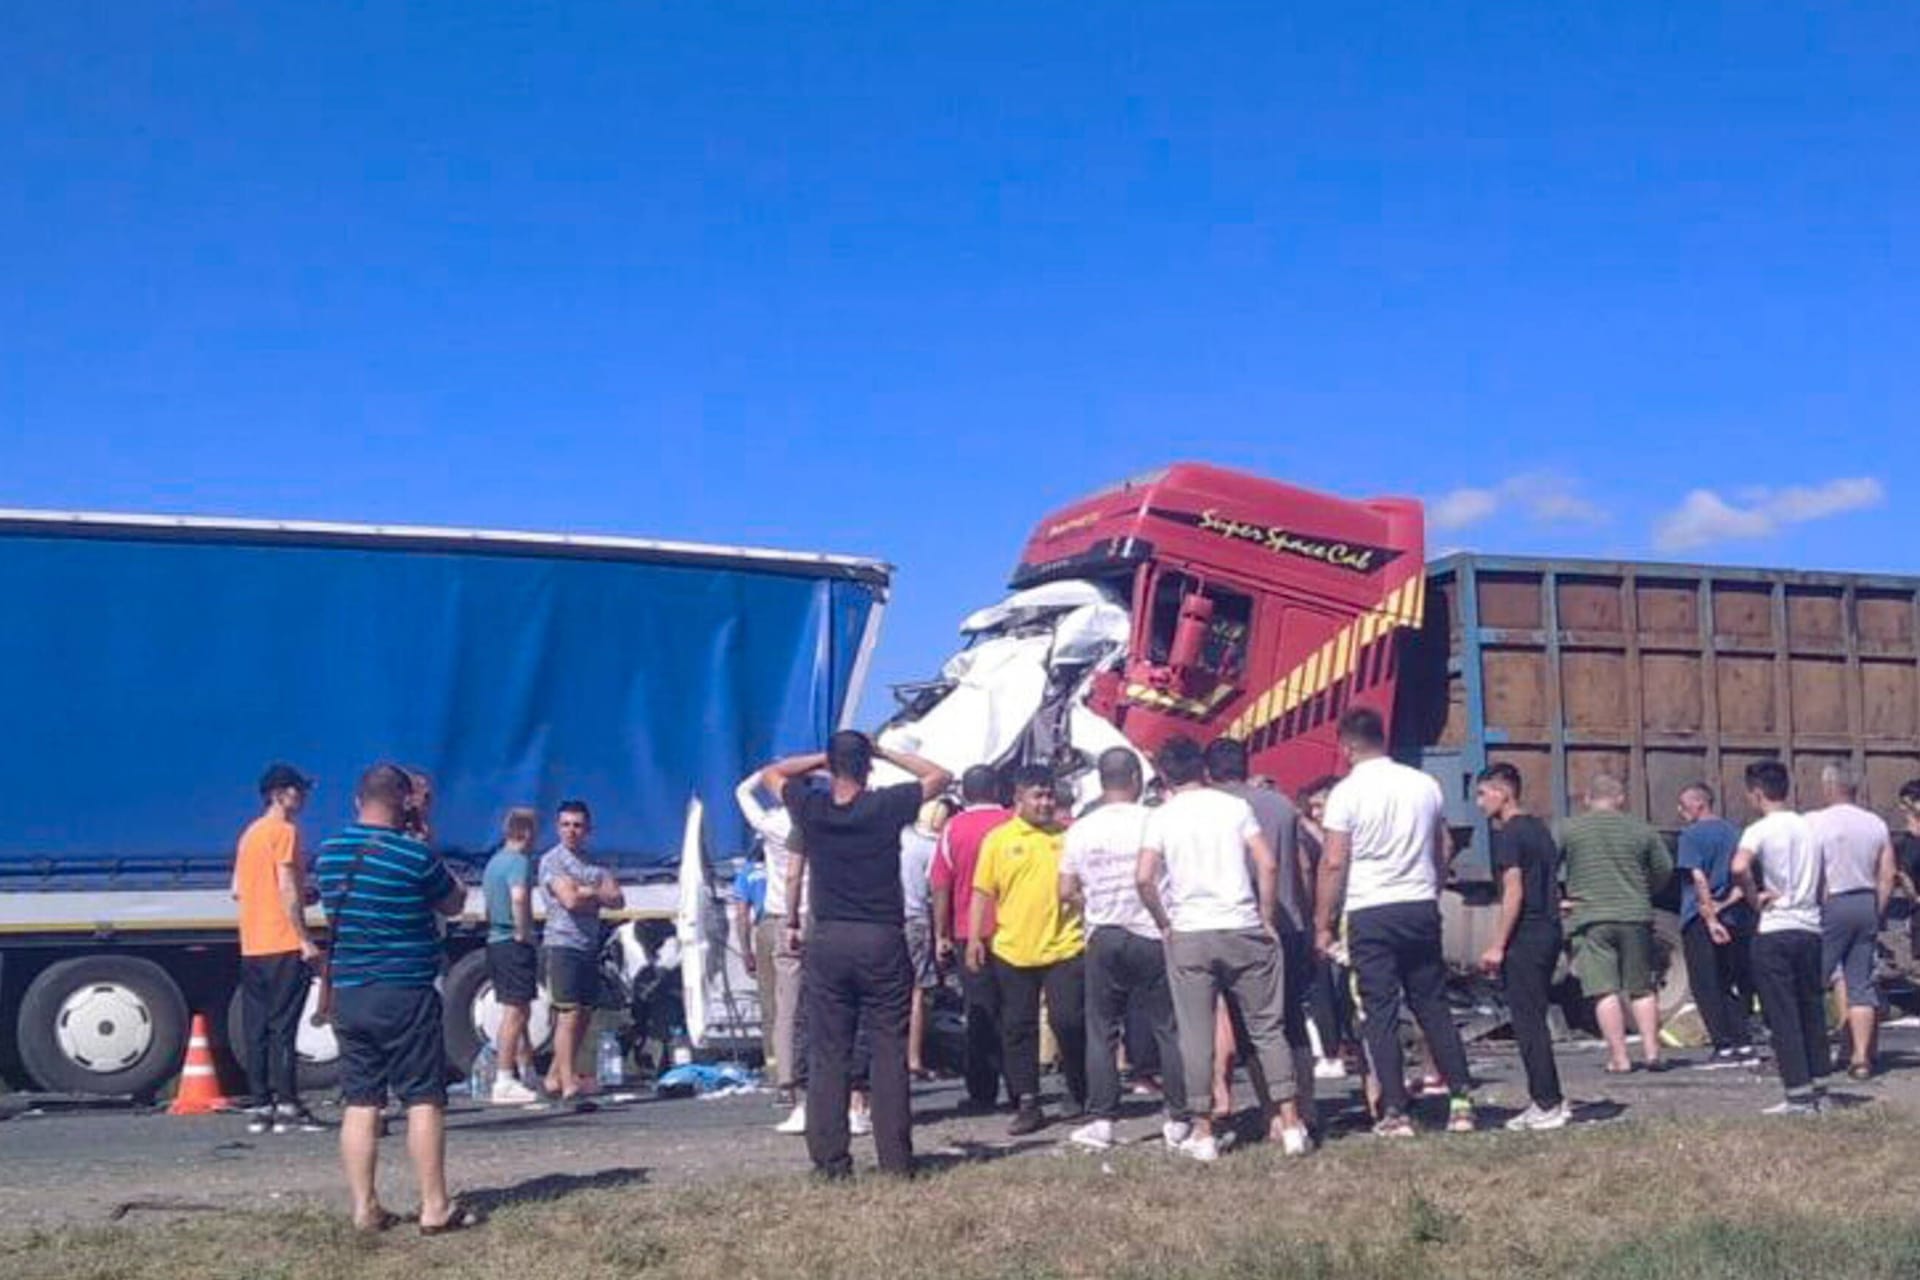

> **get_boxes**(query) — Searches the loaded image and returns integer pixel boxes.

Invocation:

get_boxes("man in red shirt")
[932,765,1012,1110]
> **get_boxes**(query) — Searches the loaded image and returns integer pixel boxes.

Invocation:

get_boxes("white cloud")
[1428,487,1500,531]
[1507,473,1609,526]
[1769,477,1885,523]
[1428,472,1607,533]
[1652,477,1885,552]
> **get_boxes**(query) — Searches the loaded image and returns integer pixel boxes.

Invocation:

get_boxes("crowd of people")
[231,761,623,1232]
[739,709,1919,1177]
[225,713,1920,1222]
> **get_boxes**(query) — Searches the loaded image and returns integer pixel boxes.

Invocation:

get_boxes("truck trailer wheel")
[224,978,343,1093]
[1651,910,1692,1026]
[16,956,189,1099]
[442,948,555,1073]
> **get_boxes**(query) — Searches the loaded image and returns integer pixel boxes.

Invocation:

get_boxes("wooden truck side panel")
[1401,553,1920,877]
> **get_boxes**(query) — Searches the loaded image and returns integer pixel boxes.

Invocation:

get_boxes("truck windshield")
[1144,572,1252,679]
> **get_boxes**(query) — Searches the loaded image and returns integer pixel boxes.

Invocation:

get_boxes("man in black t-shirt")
[761,731,951,1178]
[1474,764,1568,1131]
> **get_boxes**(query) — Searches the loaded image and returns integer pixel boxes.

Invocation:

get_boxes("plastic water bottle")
[469,1043,496,1099]
[596,1029,625,1087]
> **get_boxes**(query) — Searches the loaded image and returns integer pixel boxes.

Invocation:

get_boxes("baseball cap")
[258,762,314,798]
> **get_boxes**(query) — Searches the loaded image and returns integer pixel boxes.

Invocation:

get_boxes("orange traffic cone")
[168,1013,230,1115]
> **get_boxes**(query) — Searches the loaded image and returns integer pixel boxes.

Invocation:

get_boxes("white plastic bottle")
[596,1029,625,1087]
[470,1043,497,1099]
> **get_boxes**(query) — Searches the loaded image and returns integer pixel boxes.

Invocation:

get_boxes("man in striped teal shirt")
[317,764,471,1234]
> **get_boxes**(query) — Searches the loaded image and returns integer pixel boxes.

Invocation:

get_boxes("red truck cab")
[1010,463,1426,796]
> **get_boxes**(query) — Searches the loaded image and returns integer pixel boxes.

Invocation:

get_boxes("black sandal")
[354,1208,401,1235]
[419,1205,481,1236]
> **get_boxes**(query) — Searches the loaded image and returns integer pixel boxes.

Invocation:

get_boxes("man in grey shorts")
[1810,764,1896,1080]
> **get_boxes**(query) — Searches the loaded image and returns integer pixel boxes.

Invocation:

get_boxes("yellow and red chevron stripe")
[1227,572,1426,742]
[1124,681,1240,720]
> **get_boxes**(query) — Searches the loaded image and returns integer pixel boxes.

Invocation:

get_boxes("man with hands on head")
[760,733,951,1179]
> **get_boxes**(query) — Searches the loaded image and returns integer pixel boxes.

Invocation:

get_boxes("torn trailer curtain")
[0,519,887,881]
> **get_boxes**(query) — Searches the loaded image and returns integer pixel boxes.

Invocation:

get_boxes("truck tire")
[16,956,189,1099]
[442,948,555,1073]
[1651,910,1692,1025]
[223,977,343,1094]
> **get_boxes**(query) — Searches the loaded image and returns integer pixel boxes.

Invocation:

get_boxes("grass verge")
[6,1108,1920,1279]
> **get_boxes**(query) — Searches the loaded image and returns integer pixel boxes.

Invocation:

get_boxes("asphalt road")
[5,1025,1919,1228]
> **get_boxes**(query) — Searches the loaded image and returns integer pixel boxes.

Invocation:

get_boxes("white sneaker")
[849,1108,873,1136]
[1162,1119,1194,1149]
[271,1105,324,1134]
[1313,1057,1349,1081]
[1069,1119,1115,1150]
[1175,1132,1220,1163]
[1280,1126,1312,1157]
[1762,1098,1818,1117]
[774,1103,807,1134]
[490,1078,539,1106]
[1504,1102,1569,1132]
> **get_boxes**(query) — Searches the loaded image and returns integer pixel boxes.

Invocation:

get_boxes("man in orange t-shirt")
[232,762,320,1133]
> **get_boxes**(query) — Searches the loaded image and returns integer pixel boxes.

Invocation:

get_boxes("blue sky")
[6,4,1916,714]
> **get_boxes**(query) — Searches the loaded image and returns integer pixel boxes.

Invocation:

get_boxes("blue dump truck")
[0,509,888,1098]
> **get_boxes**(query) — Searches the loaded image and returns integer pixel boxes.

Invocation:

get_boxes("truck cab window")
[1145,573,1253,680]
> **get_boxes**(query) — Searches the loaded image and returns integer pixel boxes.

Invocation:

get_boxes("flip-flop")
[354,1208,401,1235]
[419,1205,482,1237]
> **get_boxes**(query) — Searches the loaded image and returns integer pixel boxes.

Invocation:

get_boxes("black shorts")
[487,940,538,1006]
[333,985,448,1108]
[545,946,598,1010]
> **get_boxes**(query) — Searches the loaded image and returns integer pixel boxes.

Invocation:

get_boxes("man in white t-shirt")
[1313,707,1474,1138]
[737,772,809,1126]
[1810,763,1894,1081]
[1732,759,1829,1114]
[1136,736,1307,1163]
[1059,747,1188,1152]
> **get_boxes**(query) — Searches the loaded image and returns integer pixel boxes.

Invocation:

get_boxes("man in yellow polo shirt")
[966,764,1085,1135]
